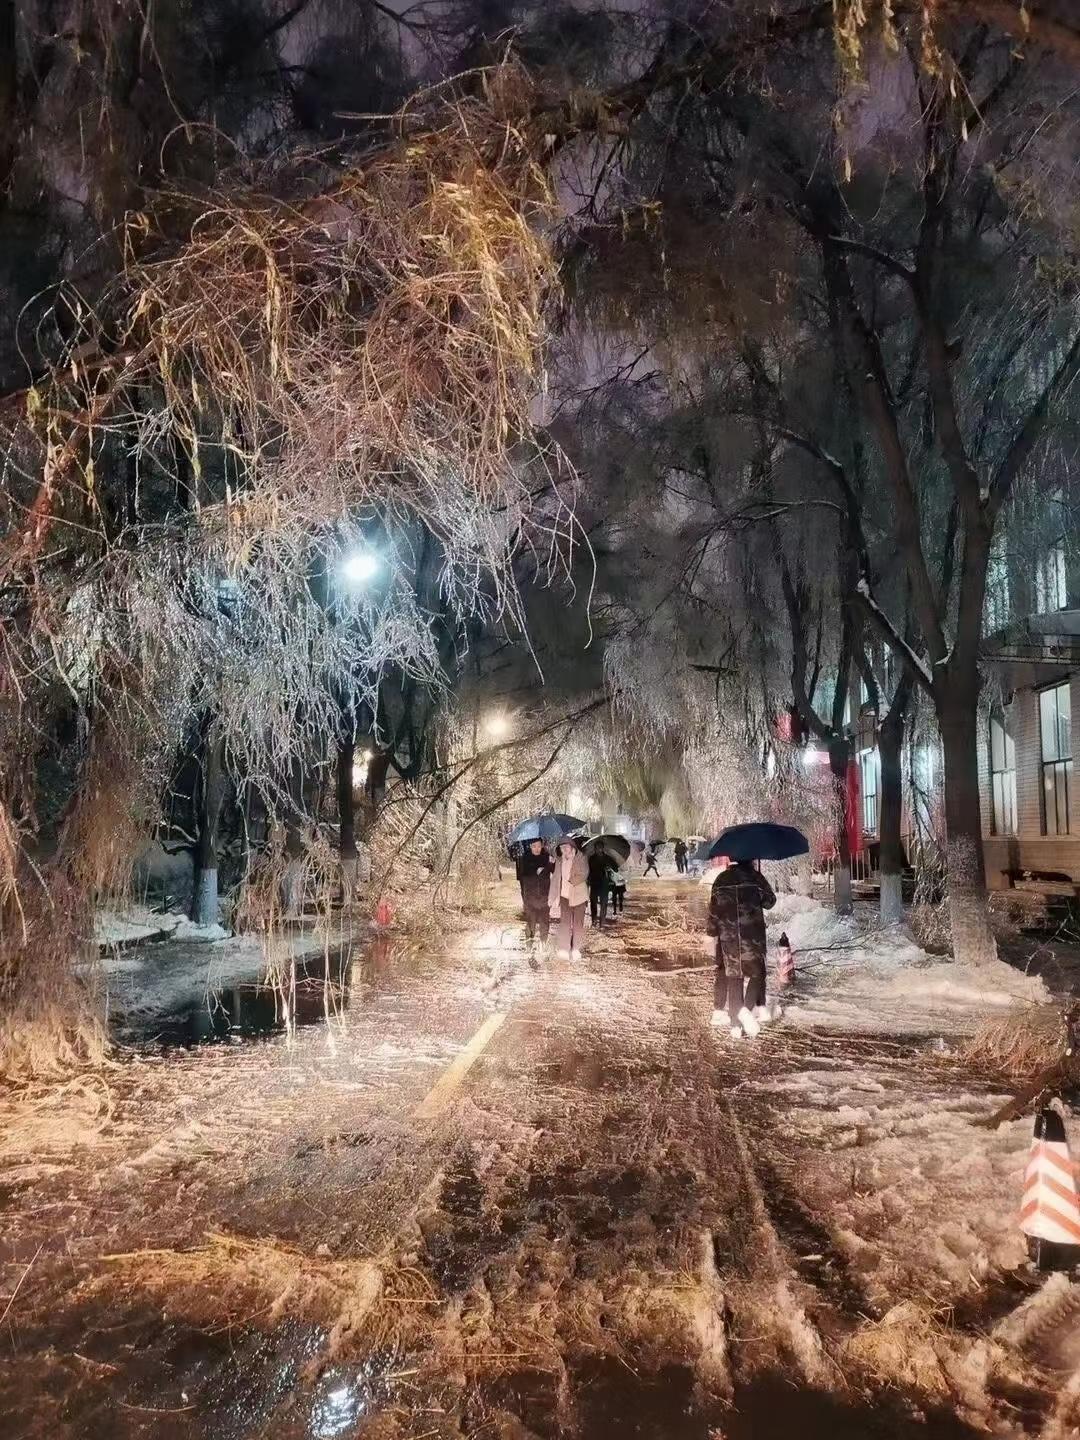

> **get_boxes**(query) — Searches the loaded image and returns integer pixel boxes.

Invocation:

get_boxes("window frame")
[1039,681,1073,837]
[859,746,879,837]
[988,709,1017,837]
[1036,487,1068,615]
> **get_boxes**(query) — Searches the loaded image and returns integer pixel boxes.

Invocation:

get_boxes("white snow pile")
[768,896,1048,1035]
[170,917,230,942]
[94,905,230,947]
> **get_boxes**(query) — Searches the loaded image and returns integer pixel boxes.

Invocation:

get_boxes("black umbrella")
[583,834,632,865]
[507,813,586,846]
[705,823,809,862]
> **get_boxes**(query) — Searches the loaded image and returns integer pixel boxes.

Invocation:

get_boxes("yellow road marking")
[413,1013,507,1120]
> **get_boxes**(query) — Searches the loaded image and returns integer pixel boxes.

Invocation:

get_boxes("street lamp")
[340,549,380,587]
[483,713,510,741]
[352,748,374,787]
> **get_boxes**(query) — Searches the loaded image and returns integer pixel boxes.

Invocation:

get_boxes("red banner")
[846,758,861,858]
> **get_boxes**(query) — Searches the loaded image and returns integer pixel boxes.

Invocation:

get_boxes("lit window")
[859,747,879,835]
[1040,682,1072,835]
[989,711,1017,836]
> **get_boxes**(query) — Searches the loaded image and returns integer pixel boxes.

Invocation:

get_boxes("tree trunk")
[828,736,853,916]
[794,850,813,897]
[0,2,17,196]
[938,676,998,966]
[282,758,306,918]
[192,725,226,927]
[878,714,905,926]
[337,733,358,904]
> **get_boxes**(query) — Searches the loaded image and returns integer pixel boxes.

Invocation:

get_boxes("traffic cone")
[1020,1108,1080,1271]
[374,898,394,928]
[775,931,795,988]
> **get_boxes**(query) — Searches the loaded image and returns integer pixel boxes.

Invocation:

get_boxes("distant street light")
[483,713,510,740]
[340,549,380,586]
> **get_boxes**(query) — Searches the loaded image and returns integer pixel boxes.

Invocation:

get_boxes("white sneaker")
[753,1005,773,1025]
[710,1009,731,1029]
[730,1025,744,1040]
[737,1006,761,1038]
[556,949,570,961]
[570,949,582,962]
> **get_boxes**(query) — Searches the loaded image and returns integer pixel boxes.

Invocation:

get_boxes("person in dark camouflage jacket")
[705,859,776,1038]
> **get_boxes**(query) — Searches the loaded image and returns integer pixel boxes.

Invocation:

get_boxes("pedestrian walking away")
[674,839,688,874]
[516,838,554,948]
[550,839,589,960]
[608,868,626,915]
[643,845,660,877]
[587,850,612,928]
[704,856,776,1039]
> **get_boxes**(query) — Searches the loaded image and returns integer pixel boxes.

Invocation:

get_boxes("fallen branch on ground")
[973,1005,1080,1128]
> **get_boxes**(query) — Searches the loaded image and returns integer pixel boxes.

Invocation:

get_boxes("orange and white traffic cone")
[1020,1108,1080,1271]
[775,931,795,988]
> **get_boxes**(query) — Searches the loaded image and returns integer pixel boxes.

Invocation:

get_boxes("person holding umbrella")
[516,838,555,949]
[701,825,806,1038]
[582,834,630,928]
[705,855,776,1038]
[550,837,589,961]
[587,847,612,928]
[674,839,688,875]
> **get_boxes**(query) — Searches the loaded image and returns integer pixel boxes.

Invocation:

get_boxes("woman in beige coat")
[549,839,589,960]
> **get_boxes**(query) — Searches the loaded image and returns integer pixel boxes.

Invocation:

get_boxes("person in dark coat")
[587,850,612,928]
[516,839,554,944]
[674,839,688,874]
[643,845,660,877]
[704,856,776,1038]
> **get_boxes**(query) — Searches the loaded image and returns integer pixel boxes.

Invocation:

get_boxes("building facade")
[979,628,1080,887]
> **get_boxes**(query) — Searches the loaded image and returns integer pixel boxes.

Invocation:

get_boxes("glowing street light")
[340,549,380,586]
[483,712,510,740]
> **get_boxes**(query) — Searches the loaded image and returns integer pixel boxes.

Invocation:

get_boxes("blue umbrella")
[705,823,809,862]
[507,813,586,846]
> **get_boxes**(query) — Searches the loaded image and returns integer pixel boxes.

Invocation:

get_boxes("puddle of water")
[123,960,351,1047]
[120,937,400,1049]
[1,1300,401,1440]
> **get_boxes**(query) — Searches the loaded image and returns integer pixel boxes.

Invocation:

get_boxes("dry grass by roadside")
[95,1232,437,1370]
[962,1005,1070,1081]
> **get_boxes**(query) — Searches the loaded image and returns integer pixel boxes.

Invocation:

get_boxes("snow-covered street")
[2,879,1078,1438]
